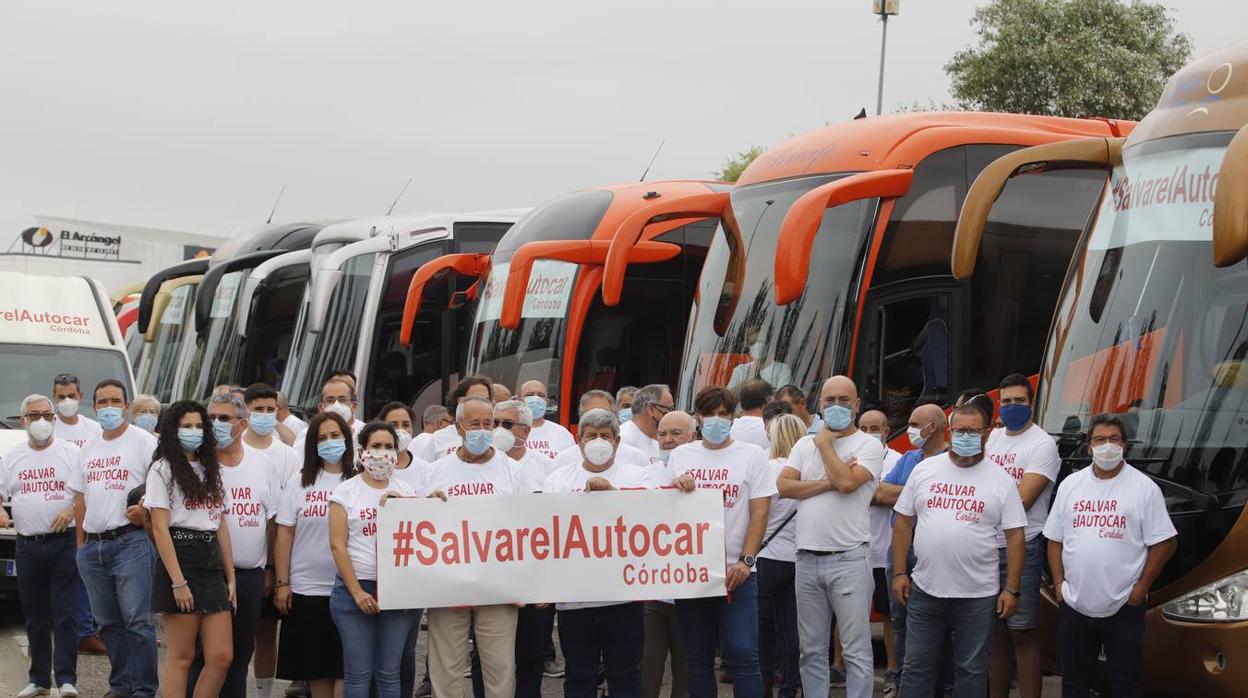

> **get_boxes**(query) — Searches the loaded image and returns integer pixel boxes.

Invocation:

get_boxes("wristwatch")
[1005,587,1021,597]
[739,554,756,567]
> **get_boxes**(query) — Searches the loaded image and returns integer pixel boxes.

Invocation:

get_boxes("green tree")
[946,0,1192,121]
[714,146,764,183]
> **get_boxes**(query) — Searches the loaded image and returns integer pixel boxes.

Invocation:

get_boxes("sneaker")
[543,659,565,678]
[16,685,49,698]
[284,680,310,697]
[415,677,432,698]
[58,686,79,698]
[76,636,106,654]
[829,668,847,688]
[882,683,898,698]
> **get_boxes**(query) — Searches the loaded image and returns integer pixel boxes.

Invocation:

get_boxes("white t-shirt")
[219,450,279,569]
[281,414,307,435]
[730,416,770,452]
[329,475,416,581]
[425,449,525,498]
[423,424,462,463]
[526,420,575,460]
[1042,463,1176,618]
[276,469,343,596]
[410,432,435,461]
[894,453,1027,598]
[986,423,1060,546]
[783,431,885,553]
[759,457,797,564]
[869,448,903,568]
[69,425,158,533]
[144,459,226,532]
[666,440,776,565]
[620,420,660,464]
[245,438,301,495]
[727,361,792,393]
[1,439,80,536]
[53,415,102,448]
[391,453,432,494]
[543,460,653,610]
[512,450,557,492]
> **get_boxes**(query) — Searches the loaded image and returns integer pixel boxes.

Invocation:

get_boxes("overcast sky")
[1,1,1243,239]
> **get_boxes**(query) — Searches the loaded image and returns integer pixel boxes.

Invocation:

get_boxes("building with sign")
[2,215,224,293]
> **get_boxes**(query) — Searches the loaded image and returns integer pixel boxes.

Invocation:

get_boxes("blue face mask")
[701,416,732,445]
[134,413,159,432]
[618,408,633,424]
[951,433,984,457]
[317,438,347,464]
[463,429,494,456]
[213,420,236,448]
[177,427,204,452]
[97,406,125,431]
[822,403,853,431]
[249,411,277,436]
[524,396,548,421]
[998,403,1031,431]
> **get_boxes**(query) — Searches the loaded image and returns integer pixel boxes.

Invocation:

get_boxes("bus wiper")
[1065,454,1220,509]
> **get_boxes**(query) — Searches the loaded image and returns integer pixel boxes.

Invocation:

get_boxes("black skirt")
[152,531,231,615]
[277,593,344,680]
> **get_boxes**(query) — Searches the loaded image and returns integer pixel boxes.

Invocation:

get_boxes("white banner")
[376,490,727,609]
[477,259,577,322]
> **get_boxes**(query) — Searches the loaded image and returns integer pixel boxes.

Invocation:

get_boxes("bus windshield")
[1036,130,1246,578]
[466,256,578,418]
[0,344,132,427]
[284,253,376,416]
[676,174,877,405]
[139,283,195,403]
[180,269,246,400]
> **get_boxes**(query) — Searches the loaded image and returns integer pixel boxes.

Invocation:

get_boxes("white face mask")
[324,402,353,421]
[492,427,516,453]
[1091,443,1123,471]
[57,398,79,418]
[907,426,927,448]
[27,418,53,443]
[583,438,615,467]
[395,429,413,451]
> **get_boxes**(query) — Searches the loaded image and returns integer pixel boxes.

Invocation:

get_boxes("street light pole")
[872,0,900,116]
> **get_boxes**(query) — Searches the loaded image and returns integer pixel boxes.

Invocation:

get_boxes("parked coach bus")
[283,211,525,420]
[134,258,208,402]
[952,41,1248,695]
[660,112,1130,438]
[445,181,726,427]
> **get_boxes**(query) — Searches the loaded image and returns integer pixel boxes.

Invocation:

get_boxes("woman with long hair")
[273,412,356,698]
[328,422,421,697]
[144,399,236,698]
[757,414,807,698]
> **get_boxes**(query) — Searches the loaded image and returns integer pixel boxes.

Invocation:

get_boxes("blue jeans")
[1058,602,1145,698]
[794,547,874,698]
[77,577,94,641]
[900,584,996,698]
[16,533,79,687]
[559,602,644,698]
[886,545,918,684]
[997,536,1044,630]
[675,573,761,698]
[330,578,419,698]
[756,558,799,698]
[77,528,158,698]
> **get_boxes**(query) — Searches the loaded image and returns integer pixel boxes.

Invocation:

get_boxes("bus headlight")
[1161,570,1248,622]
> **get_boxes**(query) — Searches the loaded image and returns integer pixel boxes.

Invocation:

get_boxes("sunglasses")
[495,419,526,430]
[209,414,236,423]
[54,373,79,385]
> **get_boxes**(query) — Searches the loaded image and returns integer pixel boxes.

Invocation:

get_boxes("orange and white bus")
[952,41,1248,694]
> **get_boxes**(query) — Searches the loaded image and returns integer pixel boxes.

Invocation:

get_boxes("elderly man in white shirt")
[620,384,671,464]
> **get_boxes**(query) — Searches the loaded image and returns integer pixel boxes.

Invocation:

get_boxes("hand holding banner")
[377,489,726,609]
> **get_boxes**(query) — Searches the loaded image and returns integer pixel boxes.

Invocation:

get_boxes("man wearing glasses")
[51,374,102,448]
[891,403,1026,698]
[1043,414,1176,698]
[69,379,159,698]
[186,392,279,697]
[620,384,672,465]
[2,394,82,698]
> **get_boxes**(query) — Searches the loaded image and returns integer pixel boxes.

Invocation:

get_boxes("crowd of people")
[0,368,1177,698]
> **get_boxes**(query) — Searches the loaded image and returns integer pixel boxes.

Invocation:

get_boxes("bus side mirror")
[953,137,1124,280]
[1214,124,1248,267]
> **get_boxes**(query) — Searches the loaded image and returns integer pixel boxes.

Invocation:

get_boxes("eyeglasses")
[951,428,985,438]
[649,404,673,416]
[24,412,54,421]
[53,373,78,385]
[209,414,235,423]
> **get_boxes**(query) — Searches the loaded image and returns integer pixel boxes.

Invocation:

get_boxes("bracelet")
[1005,587,1021,597]
[275,580,290,588]
[893,572,909,578]
[171,580,189,590]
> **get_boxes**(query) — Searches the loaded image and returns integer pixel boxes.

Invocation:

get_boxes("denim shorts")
[998,536,1044,630]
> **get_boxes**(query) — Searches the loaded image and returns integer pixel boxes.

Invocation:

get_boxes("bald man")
[492,383,512,403]
[518,379,575,459]
[858,409,904,685]
[777,376,885,698]
[872,402,948,694]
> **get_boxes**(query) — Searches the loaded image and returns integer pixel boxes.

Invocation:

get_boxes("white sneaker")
[16,685,49,698]
[58,685,78,697]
